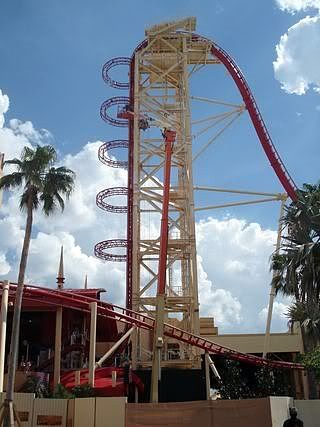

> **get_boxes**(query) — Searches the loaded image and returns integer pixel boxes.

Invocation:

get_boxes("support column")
[0,280,9,392]
[0,153,4,208]
[53,307,62,388]
[89,302,97,387]
[150,294,165,403]
[205,352,211,400]
[96,326,135,368]
[263,197,286,358]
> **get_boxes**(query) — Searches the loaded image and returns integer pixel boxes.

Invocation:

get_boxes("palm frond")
[21,145,57,179]
[20,188,39,211]
[272,183,320,304]
[0,172,24,190]
[4,158,23,169]
[40,166,75,215]
[287,301,320,343]
[40,193,57,216]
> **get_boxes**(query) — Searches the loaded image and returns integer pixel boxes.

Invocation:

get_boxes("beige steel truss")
[131,25,222,369]
[130,19,288,372]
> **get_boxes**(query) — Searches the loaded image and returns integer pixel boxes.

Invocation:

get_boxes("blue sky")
[1,1,319,228]
[0,0,319,332]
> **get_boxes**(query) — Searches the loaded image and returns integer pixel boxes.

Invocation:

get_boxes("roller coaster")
[90,18,300,398]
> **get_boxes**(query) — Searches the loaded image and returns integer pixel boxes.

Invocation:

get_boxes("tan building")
[199,316,307,399]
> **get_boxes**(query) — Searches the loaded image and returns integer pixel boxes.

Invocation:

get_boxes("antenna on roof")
[84,274,88,290]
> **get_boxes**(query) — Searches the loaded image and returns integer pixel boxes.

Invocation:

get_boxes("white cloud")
[196,217,278,332]
[276,0,320,13]
[274,2,320,96]
[274,15,320,95]
[0,253,11,275]
[197,255,242,327]
[9,119,52,144]
[0,89,9,129]
[0,89,129,302]
[0,134,128,304]
[259,301,290,331]
[25,231,126,304]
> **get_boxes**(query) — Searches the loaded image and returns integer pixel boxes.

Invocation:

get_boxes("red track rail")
[206,37,297,201]
[1,283,302,370]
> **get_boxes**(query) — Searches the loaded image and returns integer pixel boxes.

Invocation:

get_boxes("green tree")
[0,145,75,422]
[301,346,320,380]
[216,359,290,399]
[272,183,320,398]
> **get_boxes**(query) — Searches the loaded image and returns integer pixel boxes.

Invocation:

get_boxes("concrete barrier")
[269,396,293,427]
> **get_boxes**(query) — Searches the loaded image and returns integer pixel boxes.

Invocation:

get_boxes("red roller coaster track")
[2,283,302,370]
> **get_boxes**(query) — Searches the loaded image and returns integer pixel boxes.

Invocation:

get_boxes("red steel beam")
[158,131,176,295]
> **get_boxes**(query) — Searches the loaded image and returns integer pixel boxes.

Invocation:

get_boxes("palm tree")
[272,183,320,398]
[0,145,75,421]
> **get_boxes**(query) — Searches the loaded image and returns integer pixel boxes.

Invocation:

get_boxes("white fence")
[0,393,126,427]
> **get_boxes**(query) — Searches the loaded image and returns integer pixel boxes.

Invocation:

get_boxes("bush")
[20,376,50,398]
[71,383,95,398]
[51,383,74,399]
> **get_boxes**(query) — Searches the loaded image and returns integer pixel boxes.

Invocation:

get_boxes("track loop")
[98,140,128,169]
[96,187,128,213]
[102,57,130,89]
[94,239,127,262]
[100,97,130,127]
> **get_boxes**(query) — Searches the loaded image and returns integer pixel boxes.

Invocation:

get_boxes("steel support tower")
[129,19,214,370]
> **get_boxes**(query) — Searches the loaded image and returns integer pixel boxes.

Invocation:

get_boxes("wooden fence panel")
[126,398,273,427]
[32,399,68,427]
[73,398,95,427]
[96,397,126,427]
[0,392,34,427]
[66,399,74,427]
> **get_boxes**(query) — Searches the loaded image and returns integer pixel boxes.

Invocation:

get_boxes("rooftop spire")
[84,274,88,289]
[57,246,65,290]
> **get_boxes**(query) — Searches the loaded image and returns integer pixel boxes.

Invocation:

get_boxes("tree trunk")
[4,198,33,426]
[301,324,319,399]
